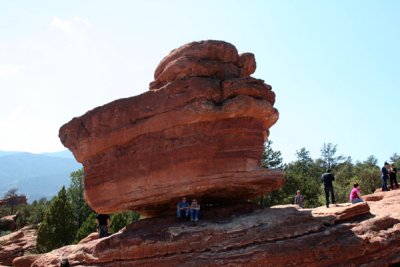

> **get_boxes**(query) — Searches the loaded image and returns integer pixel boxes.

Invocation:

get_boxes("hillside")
[0,151,81,201]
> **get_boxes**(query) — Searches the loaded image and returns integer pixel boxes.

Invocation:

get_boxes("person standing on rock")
[294,190,304,208]
[177,196,190,222]
[321,169,336,208]
[96,213,110,238]
[381,162,389,191]
[389,163,398,190]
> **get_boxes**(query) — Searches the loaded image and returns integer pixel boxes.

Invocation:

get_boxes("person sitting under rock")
[294,190,304,208]
[190,199,201,221]
[349,183,363,204]
[96,213,110,238]
[177,196,190,221]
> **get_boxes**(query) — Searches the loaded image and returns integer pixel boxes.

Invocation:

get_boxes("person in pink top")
[349,183,363,204]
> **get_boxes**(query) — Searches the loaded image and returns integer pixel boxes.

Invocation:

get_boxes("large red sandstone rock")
[20,189,400,267]
[0,226,36,266]
[59,40,283,216]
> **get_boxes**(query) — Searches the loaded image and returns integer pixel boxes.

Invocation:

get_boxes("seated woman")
[349,183,363,204]
[189,199,201,222]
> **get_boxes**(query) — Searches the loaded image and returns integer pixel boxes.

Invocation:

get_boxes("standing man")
[321,169,336,208]
[389,163,398,190]
[96,213,110,238]
[381,162,389,191]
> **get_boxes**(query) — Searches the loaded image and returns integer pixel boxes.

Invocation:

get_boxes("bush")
[75,213,97,243]
[110,212,140,233]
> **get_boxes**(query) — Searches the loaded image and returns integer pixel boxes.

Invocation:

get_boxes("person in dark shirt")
[389,163,399,190]
[381,162,389,191]
[96,214,110,238]
[320,169,336,208]
[176,196,190,222]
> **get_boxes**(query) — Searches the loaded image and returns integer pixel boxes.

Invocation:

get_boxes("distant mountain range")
[0,150,82,202]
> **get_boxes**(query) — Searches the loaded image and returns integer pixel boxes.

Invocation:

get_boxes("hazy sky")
[1,1,399,164]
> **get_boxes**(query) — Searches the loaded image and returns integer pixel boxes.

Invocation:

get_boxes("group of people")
[295,162,399,209]
[381,162,398,191]
[176,196,201,222]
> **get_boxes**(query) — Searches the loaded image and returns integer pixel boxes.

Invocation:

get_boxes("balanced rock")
[59,40,283,216]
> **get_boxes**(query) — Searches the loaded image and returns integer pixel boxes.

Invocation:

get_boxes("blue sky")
[0,1,399,164]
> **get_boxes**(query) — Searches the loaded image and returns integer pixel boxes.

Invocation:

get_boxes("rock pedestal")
[16,189,400,267]
[59,40,283,216]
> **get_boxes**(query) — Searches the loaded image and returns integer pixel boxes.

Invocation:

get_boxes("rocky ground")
[11,189,400,267]
[0,226,36,266]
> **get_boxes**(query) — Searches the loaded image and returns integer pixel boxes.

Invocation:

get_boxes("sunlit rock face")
[59,40,283,216]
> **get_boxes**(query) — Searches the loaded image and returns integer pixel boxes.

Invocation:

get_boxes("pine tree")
[67,169,91,230]
[36,187,77,252]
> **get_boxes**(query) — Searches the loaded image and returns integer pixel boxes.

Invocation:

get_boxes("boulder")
[0,226,36,266]
[21,189,400,266]
[59,40,283,216]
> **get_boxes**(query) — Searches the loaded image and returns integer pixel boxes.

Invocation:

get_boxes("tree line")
[0,169,139,252]
[1,141,398,252]
[260,141,400,208]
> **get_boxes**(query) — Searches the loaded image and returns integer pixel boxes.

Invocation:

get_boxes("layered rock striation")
[59,40,283,216]
[0,226,37,266]
[17,189,400,267]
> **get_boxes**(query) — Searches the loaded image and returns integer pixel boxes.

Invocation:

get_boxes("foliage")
[110,212,140,233]
[36,187,77,253]
[14,198,50,229]
[261,140,284,169]
[319,143,344,169]
[354,156,381,195]
[75,213,97,243]
[259,142,388,208]
[67,169,92,230]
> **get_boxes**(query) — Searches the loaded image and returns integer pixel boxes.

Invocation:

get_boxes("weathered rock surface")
[59,40,283,216]
[19,189,400,267]
[0,226,36,266]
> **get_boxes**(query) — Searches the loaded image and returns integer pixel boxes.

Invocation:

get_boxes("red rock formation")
[59,40,283,216]
[0,226,36,266]
[19,189,400,267]
[0,196,27,208]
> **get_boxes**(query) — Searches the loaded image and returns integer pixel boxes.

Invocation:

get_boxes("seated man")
[349,183,363,204]
[176,196,190,221]
[189,199,200,222]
